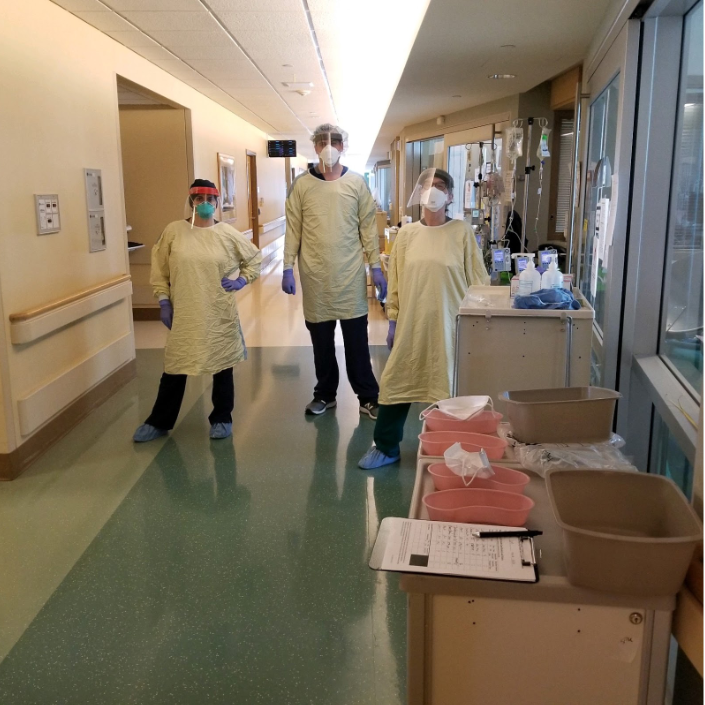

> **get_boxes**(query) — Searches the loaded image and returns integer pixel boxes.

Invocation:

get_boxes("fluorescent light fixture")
[489,74,517,79]
[304,0,432,171]
[281,81,314,88]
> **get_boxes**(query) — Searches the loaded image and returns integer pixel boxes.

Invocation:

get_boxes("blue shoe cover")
[358,446,400,470]
[133,424,168,443]
[210,422,233,439]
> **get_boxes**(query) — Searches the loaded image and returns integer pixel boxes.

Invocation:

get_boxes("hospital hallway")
[0,261,420,705]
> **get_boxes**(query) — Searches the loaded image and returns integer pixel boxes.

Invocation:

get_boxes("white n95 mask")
[419,187,447,212]
[320,145,341,168]
[444,444,494,486]
[421,395,492,421]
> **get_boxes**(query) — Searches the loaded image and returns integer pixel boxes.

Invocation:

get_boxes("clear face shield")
[406,167,453,215]
[184,186,219,228]
[311,124,348,173]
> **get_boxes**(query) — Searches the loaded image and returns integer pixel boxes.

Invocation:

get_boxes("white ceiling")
[53,0,613,169]
[370,0,614,165]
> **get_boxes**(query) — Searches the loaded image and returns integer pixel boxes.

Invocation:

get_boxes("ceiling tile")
[106,30,160,48]
[149,30,235,49]
[102,0,204,10]
[122,11,215,32]
[51,0,111,11]
[74,11,136,32]
[160,45,249,61]
[216,11,309,34]
[207,0,299,12]
[131,45,179,62]
[235,30,313,48]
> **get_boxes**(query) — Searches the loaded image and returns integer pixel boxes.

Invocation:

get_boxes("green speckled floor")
[0,347,422,704]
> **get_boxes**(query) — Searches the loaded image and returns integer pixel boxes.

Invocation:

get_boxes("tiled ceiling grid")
[51,0,339,151]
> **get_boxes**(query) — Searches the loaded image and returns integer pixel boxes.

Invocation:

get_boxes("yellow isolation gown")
[284,171,380,323]
[379,219,489,405]
[151,220,262,376]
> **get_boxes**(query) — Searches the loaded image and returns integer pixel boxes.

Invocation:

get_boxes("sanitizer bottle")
[541,259,563,290]
[518,259,541,296]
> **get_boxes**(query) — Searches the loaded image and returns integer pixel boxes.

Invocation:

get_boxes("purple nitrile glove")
[282,269,296,295]
[159,299,173,330]
[221,276,247,292]
[372,267,387,300]
[386,320,397,350]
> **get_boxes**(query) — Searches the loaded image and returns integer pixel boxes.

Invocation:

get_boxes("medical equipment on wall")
[539,249,557,268]
[491,247,512,272]
[512,252,534,275]
[504,121,523,251]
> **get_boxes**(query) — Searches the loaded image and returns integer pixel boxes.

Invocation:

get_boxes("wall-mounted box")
[35,194,61,235]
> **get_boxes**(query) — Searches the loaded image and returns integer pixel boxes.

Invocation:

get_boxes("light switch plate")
[35,194,61,235]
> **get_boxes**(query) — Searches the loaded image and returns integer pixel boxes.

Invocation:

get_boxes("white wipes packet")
[443,443,495,486]
[421,395,492,421]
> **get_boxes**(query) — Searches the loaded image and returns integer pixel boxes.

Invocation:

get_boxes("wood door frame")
[246,150,259,247]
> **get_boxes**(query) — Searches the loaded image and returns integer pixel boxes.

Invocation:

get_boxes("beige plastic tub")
[545,469,702,596]
[500,387,621,444]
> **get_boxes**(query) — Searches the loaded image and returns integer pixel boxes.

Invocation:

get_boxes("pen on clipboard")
[471,530,543,539]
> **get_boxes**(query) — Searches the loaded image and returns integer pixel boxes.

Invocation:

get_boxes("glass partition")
[659,1,703,399]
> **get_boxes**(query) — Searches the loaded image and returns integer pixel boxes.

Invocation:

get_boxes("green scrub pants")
[373,403,412,457]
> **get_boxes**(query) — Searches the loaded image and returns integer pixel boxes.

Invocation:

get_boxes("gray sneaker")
[305,399,337,415]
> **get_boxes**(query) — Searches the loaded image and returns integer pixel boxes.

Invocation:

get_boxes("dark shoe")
[305,399,337,415]
[359,401,379,420]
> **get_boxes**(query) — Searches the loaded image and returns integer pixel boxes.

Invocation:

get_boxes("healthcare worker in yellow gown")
[359,168,489,469]
[133,179,262,443]
[282,124,386,419]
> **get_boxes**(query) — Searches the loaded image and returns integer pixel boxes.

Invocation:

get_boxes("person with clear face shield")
[282,124,387,419]
[133,179,262,443]
[358,168,490,469]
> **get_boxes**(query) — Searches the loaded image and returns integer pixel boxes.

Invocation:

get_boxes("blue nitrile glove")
[282,269,296,295]
[221,276,247,292]
[159,299,173,330]
[386,320,397,350]
[372,267,387,300]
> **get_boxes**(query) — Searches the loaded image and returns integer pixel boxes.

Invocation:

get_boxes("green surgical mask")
[195,201,215,219]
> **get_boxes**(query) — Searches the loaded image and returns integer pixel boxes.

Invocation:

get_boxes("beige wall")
[120,108,191,306]
[0,0,290,454]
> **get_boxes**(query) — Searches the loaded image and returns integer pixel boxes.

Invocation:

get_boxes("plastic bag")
[443,443,494,486]
[515,443,637,478]
[505,127,523,161]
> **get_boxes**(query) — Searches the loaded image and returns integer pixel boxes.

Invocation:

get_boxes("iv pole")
[520,117,534,254]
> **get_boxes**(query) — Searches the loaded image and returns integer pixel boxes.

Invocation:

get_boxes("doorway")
[116,77,194,318]
[246,151,259,248]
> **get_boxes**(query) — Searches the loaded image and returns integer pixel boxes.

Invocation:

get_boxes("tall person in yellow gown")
[359,168,490,469]
[133,179,262,443]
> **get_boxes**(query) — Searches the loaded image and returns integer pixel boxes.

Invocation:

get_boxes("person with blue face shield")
[359,168,490,469]
[282,124,386,419]
[133,179,262,443]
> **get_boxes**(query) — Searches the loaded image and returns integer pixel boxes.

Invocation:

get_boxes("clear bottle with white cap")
[518,258,541,296]
[541,259,563,290]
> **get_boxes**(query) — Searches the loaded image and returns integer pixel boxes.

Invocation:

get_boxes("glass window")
[405,136,444,221]
[659,1,704,399]
[650,410,694,499]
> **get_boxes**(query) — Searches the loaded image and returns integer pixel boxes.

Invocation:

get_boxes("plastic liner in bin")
[545,469,702,597]
[500,387,620,444]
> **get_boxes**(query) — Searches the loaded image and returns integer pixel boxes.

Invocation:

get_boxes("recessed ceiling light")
[452,94,461,98]
[489,74,516,79]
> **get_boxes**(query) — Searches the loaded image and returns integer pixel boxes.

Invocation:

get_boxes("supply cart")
[453,286,594,403]
[401,458,675,705]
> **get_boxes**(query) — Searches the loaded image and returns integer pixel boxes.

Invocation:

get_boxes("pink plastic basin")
[423,488,535,526]
[428,462,530,494]
[418,431,508,460]
[424,409,503,434]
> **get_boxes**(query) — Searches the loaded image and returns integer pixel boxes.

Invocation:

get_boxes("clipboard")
[370,517,539,583]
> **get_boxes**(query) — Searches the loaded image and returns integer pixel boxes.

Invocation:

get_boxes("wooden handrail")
[9,274,131,323]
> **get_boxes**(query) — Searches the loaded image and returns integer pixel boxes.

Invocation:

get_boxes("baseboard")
[132,307,161,321]
[0,359,137,481]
